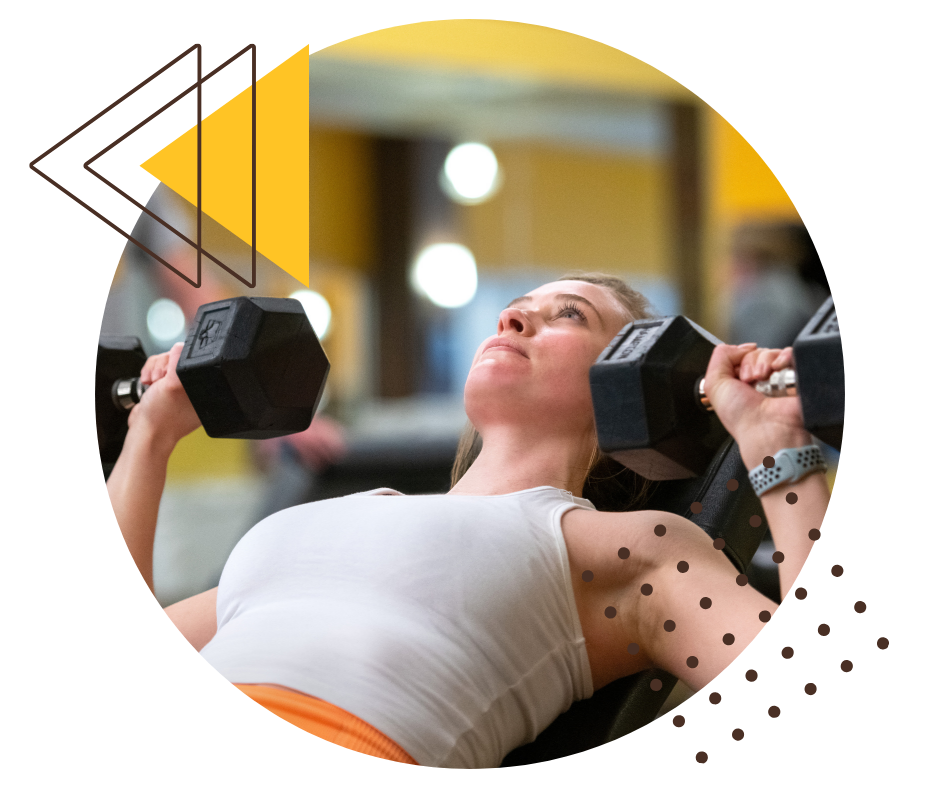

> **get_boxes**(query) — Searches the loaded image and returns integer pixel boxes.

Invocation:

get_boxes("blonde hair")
[450,272,654,510]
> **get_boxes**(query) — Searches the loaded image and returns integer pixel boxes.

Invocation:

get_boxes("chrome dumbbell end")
[698,368,798,411]
[111,377,147,411]
[754,368,798,398]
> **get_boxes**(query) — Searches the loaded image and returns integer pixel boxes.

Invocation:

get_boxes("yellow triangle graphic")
[142,46,310,285]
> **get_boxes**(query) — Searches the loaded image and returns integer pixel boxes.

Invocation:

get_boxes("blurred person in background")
[726,221,829,348]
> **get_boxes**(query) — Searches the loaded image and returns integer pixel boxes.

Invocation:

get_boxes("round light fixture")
[289,289,332,339]
[146,298,185,344]
[412,243,478,308]
[440,142,502,205]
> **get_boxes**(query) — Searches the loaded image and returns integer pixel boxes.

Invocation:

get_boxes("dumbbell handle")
[111,378,148,411]
[698,368,798,411]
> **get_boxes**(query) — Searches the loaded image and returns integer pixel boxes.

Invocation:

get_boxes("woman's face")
[464,280,630,436]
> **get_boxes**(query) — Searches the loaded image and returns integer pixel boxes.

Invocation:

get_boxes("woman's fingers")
[139,344,185,386]
[140,353,165,386]
[771,347,794,370]
[706,343,754,381]
[739,347,792,382]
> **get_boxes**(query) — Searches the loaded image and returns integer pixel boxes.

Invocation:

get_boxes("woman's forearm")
[106,422,177,592]
[757,471,829,597]
[736,425,830,599]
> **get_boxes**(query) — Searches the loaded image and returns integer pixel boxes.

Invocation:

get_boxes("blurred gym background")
[99,21,833,634]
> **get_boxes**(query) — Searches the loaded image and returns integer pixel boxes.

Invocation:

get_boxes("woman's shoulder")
[561,507,711,561]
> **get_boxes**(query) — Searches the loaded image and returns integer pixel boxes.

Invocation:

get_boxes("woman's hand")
[703,343,812,468]
[127,342,201,450]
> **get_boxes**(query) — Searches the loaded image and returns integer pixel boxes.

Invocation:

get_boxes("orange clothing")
[234,684,418,765]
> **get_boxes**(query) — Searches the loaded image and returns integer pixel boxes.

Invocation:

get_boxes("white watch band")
[748,445,827,496]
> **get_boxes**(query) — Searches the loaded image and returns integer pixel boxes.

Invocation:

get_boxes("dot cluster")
[678,458,887,764]
[579,460,890,765]
[685,584,889,764]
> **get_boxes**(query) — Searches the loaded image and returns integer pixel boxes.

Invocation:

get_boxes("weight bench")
[501,437,767,766]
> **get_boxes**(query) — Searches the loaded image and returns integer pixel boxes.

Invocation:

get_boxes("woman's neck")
[448,424,595,497]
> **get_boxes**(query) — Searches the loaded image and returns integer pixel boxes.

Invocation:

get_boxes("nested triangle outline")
[85,45,258,288]
[29,44,259,289]
[30,45,203,286]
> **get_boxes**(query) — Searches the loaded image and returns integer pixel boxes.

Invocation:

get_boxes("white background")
[3,1,937,784]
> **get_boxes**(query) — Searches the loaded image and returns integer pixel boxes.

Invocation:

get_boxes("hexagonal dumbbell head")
[591,316,728,480]
[793,296,843,450]
[177,297,330,439]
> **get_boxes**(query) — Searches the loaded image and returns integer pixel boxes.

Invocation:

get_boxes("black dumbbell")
[96,296,330,467]
[590,297,843,480]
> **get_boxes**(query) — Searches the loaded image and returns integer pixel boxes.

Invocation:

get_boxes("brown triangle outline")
[30,44,258,289]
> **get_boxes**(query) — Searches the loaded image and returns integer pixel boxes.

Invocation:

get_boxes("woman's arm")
[106,342,200,592]
[703,343,830,597]
[637,343,831,688]
[164,587,219,651]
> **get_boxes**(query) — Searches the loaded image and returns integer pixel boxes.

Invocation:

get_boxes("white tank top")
[200,486,596,768]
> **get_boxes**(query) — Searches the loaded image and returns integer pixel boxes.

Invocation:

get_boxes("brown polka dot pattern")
[654,523,667,536]
[656,548,881,757]
[690,502,703,514]
[582,570,594,582]
[641,583,653,596]
[749,515,762,528]
[627,642,639,655]
[786,492,798,505]
[605,606,617,619]
[726,479,739,491]
[618,547,630,560]
[809,528,821,541]
[763,456,775,468]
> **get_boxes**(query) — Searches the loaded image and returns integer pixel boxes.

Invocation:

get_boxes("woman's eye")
[557,304,586,321]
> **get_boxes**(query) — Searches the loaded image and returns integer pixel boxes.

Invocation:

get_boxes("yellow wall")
[703,109,802,332]
[310,127,376,271]
[707,111,799,224]
[319,20,696,101]
[460,143,671,275]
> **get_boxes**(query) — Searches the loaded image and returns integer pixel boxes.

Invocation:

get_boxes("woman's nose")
[497,307,534,335]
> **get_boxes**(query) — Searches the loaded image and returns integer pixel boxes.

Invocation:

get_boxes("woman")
[107,273,829,768]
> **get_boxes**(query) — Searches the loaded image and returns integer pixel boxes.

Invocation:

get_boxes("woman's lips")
[482,339,528,358]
